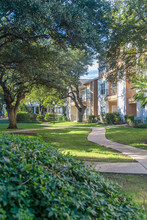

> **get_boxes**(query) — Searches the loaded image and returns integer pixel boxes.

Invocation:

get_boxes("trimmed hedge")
[105,112,122,124]
[36,115,45,121]
[44,113,56,122]
[0,134,145,219]
[29,113,37,121]
[16,112,30,122]
[56,115,68,122]
[88,115,100,123]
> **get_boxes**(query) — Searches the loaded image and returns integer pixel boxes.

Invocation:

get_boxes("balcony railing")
[106,88,117,97]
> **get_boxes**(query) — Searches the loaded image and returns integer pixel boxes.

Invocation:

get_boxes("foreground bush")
[44,113,55,122]
[0,135,145,219]
[88,115,100,123]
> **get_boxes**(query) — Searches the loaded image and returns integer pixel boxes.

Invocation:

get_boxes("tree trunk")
[39,104,43,115]
[7,107,17,129]
[78,107,86,122]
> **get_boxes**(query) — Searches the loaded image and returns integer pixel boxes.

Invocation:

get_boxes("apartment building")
[67,73,147,122]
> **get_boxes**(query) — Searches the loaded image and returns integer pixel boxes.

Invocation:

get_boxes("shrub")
[36,115,45,121]
[134,123,147,129]
[44,113,55,122]
[16,112,30,122]
[88,115,99,123]
[113,112,122,124]
[105,113,122,124]
[105,113,115,124]
[125,114,134,126]
[0,134,145,219]
[56,115,68,122]
[29,113,37,121]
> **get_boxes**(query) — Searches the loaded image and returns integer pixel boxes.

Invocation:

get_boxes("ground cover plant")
[106,127,147,150]
[26,128,134,162]
[0,134,145,219]
[102,173,147,213]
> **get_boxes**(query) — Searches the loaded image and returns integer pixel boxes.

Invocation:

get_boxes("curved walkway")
[87,127,147,174]
[4,126,147,174]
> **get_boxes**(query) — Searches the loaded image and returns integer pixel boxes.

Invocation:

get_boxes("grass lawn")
[106,126,147,150]
[102,173,147,213]
[0,120,50,132]
[24,128,134,162]
[48,121,108,128]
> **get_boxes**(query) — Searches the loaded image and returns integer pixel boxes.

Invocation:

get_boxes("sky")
[81,60,98,79]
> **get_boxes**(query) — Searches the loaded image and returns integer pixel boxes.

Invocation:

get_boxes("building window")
[101,83,105,95]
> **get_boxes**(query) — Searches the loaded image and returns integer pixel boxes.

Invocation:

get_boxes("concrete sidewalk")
[87,127,147,174]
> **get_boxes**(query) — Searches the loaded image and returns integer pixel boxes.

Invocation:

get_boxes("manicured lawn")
[49,121,108,127]
[0,120,50,132]
[25,128,134,162]
[102,173,147,213]
[106,127,147,150]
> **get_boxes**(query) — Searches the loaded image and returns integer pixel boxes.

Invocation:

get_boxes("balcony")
[105,88,117,102]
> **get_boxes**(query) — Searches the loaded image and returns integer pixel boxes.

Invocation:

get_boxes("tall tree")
[106,0,147,81]
[0,0,112,128]
[59,50,93,122]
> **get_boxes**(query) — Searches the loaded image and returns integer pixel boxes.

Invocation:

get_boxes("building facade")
[67,73,147,122]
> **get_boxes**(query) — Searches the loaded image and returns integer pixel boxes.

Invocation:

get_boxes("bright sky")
[81,60,98,79]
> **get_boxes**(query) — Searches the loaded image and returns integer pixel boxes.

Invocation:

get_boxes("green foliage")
[88,115,99,123]
[29,113,37,121]
[56,115,68,122]
[16,112,30,122]
[132,77,147,108]
[44,113,55,122]
[125,115,134,126]
[4,112,8,118]
[0,134,145,219]
[105,113,122,124]
[36,115,45,121]
[134,123,147,129]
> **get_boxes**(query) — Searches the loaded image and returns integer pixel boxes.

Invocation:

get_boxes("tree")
[25,86,64,115]
[0,87,5,117]
[59,49,93,122]
[106,0,147,81]
[132,76,147,108]
[0,0,112,128]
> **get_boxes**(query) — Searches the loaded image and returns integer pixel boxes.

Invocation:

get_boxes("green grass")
[25,128,134,162]
[48,121,108,127]
[0,120,50,132]
[106,127,147,150]
[102,173,147,213]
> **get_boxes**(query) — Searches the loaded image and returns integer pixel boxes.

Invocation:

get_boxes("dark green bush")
[134,123,147,128]
[125,114,134,126]
[16,112,30,122]
[88,115,99,123]
[105,113,115,124]
[36,115,45,121]
[113,112,122,124]
[29,113,37,121]
[56,115,68,122]
[105,113,122,124]
[44,113,55,122]
[0,134,145,219]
